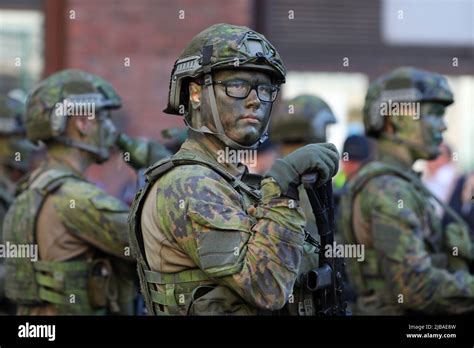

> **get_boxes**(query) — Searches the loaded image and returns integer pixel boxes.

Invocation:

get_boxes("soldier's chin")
[232,129,261,146]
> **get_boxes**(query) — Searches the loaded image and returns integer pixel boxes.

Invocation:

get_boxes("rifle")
[299,173,348,316]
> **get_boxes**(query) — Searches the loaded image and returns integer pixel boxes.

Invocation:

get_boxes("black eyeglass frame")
[212,79,280,102]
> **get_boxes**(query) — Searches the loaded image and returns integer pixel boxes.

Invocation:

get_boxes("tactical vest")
[340,161,469,314]
[129,151,264,315]
[3,169,108,315]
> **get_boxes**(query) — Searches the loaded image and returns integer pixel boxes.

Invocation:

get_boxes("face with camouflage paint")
[390,102,447,160]
[72,109,118,163]
[191,69,274,147]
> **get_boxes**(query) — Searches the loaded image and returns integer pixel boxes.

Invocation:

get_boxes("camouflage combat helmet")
[0,89,36,172]
[271,94,337,144]
[0,89,27,136]
[25,69,121,161]
[164,23,286,150]
[364,66,453,137]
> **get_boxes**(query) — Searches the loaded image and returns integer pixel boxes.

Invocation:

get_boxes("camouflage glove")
[445,222,473,260]
[266,143,339,195]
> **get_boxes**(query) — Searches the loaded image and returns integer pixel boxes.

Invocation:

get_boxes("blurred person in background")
[334,134,373,202]
[423,143,459,216]
[0,89,38,315]
[339,67,474,315]
[244,139,279,175]
[3,70,140,315]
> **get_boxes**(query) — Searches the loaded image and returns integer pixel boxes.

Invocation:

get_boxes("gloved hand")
[266,143,339,194]
[445,222,473,260]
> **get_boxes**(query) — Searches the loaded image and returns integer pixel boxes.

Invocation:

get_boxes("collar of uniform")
[179,132,247,179]
[376,138,415,172]
[43,156,85,179]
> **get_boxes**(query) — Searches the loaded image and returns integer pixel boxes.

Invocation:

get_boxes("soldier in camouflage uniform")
[0,90,36,314]
[340,67,474,315]
[128,23,339,315]
[2,69,146,315]
[270,95,338,314]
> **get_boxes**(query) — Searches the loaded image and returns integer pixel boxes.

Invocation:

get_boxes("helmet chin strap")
[185,73,270,151]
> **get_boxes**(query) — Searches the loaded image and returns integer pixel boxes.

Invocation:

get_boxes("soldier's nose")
[245,89,260,109]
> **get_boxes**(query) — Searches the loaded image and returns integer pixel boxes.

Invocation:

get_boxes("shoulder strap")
[145,151,261,200]
[352,161,466,227]
[35,169,82,193]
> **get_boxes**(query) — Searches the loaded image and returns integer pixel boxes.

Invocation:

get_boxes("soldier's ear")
[189,82,202,110]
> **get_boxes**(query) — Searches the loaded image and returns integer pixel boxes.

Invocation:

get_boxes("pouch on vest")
[87,258,120,313]
[3,187,46,304]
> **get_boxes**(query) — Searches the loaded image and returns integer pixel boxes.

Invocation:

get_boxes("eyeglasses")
[213,79,279,102]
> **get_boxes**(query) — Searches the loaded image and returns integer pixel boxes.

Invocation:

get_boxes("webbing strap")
[144,269,209,285]
[149,286,180,307]
[352,162,466,227]
[33,260,89,273]
[35,273,63,291]
[173,152,261,200]
[38,287,68,305]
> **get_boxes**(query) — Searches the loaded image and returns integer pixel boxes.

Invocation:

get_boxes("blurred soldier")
[116,132,172,171]
[338,135,372,185]
[3,69,137,315]
[129,23,339,315]
[161,127,189,154]
[340,67,474,315]
[271,95,338,315]
[0,90,36,314]
[271,94,337,153]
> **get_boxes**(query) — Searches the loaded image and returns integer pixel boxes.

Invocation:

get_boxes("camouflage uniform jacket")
[0,174,14,313]
[2,157,134,315]
[340,144,474,315]
[133,134,307,315]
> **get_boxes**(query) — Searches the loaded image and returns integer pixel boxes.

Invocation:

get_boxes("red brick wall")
[61,0,253,197]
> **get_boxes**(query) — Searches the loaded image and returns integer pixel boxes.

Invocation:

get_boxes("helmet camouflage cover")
[164,23,286,116]
[26,69,121,142]
[0,90,35,172]
[271,94,337,144]
[364,66,454,137]
[0,90,27,136]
